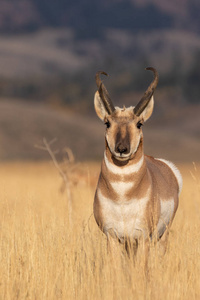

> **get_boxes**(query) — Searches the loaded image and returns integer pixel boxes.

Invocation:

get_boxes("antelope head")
[94,67,159,161]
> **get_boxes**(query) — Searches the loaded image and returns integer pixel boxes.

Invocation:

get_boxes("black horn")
[134,67,159,116]
[95,71,115,115]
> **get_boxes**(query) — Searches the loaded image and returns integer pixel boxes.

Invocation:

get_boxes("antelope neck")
[103,137,147,182]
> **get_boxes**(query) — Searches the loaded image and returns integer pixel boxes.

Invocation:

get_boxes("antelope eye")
[104,121,111,128]
[137,121,143,129]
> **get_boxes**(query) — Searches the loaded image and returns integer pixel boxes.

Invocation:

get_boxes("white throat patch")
[104,152,144,175]
[110,181,134,200]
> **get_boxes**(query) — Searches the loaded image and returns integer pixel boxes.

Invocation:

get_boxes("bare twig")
[35,138,73,226]
[64,147,75,164]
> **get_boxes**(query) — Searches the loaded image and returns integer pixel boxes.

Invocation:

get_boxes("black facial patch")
[115,126,130,154]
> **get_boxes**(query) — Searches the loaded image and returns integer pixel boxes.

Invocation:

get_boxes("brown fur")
[93,88,182,263]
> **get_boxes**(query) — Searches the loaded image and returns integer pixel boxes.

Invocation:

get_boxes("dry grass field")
[0,160,199,300]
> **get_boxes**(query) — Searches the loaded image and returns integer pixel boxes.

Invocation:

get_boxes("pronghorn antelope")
[93,67,182,260]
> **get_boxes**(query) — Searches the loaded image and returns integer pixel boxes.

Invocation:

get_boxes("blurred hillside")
[0,28,200,109]
[0,0,199,108]
[0,98,199,162]
[0,0,200,98]
[0,0,200,34]
[0,0,199,161]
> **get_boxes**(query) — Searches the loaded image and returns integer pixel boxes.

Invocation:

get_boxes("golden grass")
[0,161,200,300]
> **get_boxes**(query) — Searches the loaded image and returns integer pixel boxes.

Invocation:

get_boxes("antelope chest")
[97,185,150,242]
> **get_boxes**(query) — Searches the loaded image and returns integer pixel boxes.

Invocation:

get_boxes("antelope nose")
[116,144,128,154]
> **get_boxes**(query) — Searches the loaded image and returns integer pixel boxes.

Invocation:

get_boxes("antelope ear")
[94,91,109,121]
[140,96,154,122]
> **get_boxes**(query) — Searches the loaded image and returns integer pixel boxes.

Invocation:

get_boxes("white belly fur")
[97,188,150,242]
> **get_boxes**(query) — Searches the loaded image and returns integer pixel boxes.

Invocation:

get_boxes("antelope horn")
[95,71,115,115]
[134,67,159,116]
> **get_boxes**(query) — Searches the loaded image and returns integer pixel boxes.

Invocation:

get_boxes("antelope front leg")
[158,228,169,256]
[106,230,122,264]
[136,239,150,275]
[124,239,138,260]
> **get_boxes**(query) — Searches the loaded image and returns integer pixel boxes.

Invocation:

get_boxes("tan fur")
[93,92,182,262]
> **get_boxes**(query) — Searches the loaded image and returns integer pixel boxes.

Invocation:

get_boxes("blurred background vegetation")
[0,0,199,161]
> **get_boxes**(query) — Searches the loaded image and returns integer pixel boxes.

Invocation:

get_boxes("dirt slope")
[0,98,199,162]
